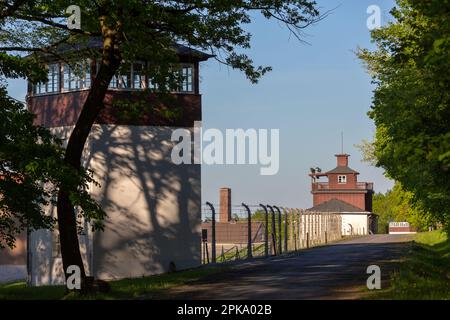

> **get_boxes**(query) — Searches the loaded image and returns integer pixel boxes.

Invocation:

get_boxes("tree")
[0,60,104,250]
[372,183,435,234]
[1,0,324,288]
[357,0,450,233]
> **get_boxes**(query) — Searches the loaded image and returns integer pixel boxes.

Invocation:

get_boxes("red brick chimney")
[219,187,231,223]
[335,154,349,167]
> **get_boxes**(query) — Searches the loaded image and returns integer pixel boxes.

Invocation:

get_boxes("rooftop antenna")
[341,131,344,154]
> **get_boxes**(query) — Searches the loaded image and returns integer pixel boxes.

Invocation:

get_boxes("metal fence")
[200,203,343,264]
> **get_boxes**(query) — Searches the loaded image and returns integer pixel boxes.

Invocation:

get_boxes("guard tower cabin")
[309,154,373,212]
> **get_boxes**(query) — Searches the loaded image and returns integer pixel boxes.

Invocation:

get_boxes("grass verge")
[0,266,229,300]
[368,230,450,299]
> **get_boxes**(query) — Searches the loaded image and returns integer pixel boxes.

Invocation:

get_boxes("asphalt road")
[167,234,414,300]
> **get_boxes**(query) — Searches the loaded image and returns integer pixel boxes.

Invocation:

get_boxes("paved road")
[167,234,414,300]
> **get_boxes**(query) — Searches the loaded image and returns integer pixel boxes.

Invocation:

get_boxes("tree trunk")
[56,38,121,289]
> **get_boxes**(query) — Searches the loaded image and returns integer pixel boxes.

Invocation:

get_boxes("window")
[32,63,59,95]
[132,63,145,89]
[47,64,60,93]
[179,65,194,93]
[62,61,91,91]
[338,175,347,184]
[109,65,130,89]
[105,62,194,93]
[147,77,158,91]
[33,81,46,95]
[148,64,194,93]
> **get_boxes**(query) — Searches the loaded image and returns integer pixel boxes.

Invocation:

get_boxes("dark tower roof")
[307,199,369,213]
[29,37,214,62]
[326,166,359,174]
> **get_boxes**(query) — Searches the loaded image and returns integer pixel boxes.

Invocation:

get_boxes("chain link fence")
[201,203,343,264]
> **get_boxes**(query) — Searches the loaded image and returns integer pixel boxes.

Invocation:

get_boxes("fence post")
[259,204,269,257]
[308,212,312,247]
[301,210,304,248]
[306,212,310,247]
[205,202,216,263]
[242,203,252,259]
[284,208,288,253]
[302,210,306,248]
[274,206,282,255]
[306,231,310,248]
[320,214,323,244]
[267,205,277,255]
[327,214,330,242]
[316,214,319,244]
[205,241,210,263]
[289,208,294,251]
[297,209,301,249]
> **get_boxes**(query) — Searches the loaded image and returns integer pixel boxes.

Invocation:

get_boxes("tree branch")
[15,14,101,36]
[0,0,28,19]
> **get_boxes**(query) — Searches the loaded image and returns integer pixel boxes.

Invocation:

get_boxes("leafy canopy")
[372,183,436,234]
[1,0,323,84]
[357,0,450,232]
[0,84,106,249]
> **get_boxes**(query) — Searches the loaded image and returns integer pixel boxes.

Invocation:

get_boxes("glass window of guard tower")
[62,61,91,91]
[32,63,60,95]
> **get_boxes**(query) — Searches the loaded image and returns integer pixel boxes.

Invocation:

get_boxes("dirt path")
[164,234,414,300]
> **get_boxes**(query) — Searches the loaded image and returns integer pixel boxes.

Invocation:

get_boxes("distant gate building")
[308,154,378,235]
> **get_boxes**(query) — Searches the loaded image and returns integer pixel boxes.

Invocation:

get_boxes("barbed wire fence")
[200,203,343,264]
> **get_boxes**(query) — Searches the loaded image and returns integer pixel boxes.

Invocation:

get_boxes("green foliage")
[0,266,229,300]
[373,182,436,233]
[1,0,322,85]
[357,0,450,233]
[0,85,106,248]
[368,230,450,300]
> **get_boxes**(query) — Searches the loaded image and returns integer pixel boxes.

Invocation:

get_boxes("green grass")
[0,266,229,300]
[0,281,66,300]
[215,243,266,263]
[369,230,450,300]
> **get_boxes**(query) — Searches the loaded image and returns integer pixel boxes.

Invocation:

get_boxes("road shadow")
[159,239,413,300]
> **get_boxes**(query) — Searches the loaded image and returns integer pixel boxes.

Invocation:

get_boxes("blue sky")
[199,0,396,207]
[7,0,397,209]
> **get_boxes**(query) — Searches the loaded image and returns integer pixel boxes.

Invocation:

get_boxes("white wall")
[29,124,201,285]
[29,200,93,286]
[88,125,201,280]
[340,214,369,236]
